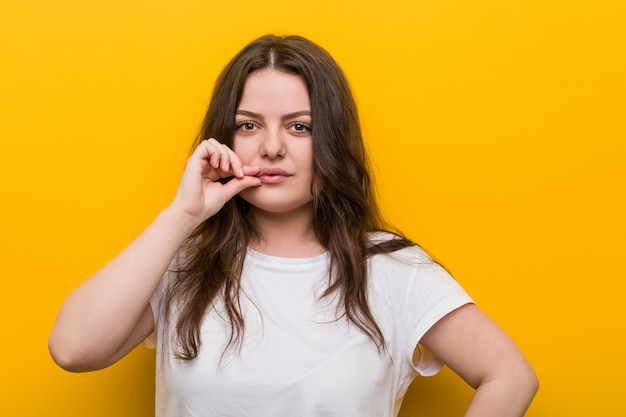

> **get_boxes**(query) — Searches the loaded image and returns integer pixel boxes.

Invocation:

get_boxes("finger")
[221,175,262,201]
[193,139,221,164]
[204,138,227,169]
[214,142,232,173]
[219,143,246,177]
[191,139,213,161]
[186,140,216,176]
[224,148,245,178]
[208,139,238,174]
[194,140,255,180]
[242,165,260,177]
[198,139,235,179]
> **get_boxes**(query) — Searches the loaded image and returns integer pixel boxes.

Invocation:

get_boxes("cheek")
[299,147,314,173]
[232,137,241,154]
[291,140,313,161]
[232,137,252,162]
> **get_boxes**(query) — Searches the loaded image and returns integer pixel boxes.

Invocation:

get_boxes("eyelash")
[236,121,257,131]
[235,121,312,134]
[288,121,312,134]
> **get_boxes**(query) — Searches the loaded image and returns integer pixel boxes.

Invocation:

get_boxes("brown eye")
[288,122,312,134]
[236,122,257,131]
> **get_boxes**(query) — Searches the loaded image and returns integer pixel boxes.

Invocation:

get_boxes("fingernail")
[239,167,244,177]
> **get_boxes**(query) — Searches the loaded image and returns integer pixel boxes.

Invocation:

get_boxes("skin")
[233,69,324,257]
[422,304,538,416]
[49,69,537,415]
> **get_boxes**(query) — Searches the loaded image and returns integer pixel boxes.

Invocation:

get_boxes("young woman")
[49,35,538,416]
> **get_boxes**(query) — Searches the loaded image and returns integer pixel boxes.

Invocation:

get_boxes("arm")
[48,139,261,372]
[420,304,539,417]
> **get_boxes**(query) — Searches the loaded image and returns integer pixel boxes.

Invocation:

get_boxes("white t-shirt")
[149,240,473,417]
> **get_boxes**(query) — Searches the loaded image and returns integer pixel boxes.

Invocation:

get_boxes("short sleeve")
[401,255,474,376]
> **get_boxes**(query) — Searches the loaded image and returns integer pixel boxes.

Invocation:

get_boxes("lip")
[255,167,292,184]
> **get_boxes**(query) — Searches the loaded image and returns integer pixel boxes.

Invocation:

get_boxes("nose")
[260,128,286,159]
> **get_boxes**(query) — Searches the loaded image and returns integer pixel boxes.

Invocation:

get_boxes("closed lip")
[255,167,292,177]
[255,167,292,184]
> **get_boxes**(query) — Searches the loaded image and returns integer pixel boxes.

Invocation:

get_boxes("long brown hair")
[164,35,414,360]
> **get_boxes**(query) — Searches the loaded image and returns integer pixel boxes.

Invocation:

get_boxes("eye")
[236,121,257,132]
[288,122,312,134]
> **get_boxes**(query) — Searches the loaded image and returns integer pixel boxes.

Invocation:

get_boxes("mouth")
[255,168,292,184]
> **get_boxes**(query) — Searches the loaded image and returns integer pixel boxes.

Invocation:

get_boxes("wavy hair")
[164,35,414,360]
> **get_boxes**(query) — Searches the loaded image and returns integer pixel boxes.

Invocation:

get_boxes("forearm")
[49,207,201,369]
[465,372,539,417]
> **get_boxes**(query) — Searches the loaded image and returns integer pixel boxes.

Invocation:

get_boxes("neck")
[247,204,325,258]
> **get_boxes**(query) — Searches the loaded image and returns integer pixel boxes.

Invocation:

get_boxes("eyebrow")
[235,110,312,121]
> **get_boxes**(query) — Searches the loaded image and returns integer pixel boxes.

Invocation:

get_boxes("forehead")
[237,70,310,113]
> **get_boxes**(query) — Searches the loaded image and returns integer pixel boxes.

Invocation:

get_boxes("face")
[233,69,314,216]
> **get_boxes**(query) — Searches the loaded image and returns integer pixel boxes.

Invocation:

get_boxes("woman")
[49,35,538,416]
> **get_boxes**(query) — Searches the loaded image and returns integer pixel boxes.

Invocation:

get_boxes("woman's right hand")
[169,138,261,223]
[49,138,261,372]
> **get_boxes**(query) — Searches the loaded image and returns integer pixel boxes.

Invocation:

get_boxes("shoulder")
[366,231,465,299]
[367,231,433,266]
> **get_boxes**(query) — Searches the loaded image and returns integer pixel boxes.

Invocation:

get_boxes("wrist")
[159,205,205,235]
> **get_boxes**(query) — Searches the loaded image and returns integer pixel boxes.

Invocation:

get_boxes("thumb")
[221,176,262,201]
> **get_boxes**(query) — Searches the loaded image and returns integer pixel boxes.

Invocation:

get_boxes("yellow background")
[1,0,624,416]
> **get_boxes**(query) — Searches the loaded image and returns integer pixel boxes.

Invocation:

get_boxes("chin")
[239,189,313,216]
